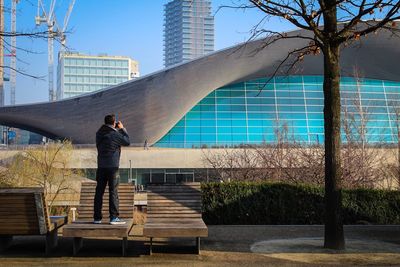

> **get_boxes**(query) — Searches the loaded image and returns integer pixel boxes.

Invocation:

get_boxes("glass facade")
[82,168,210,186]
[164,0,214,67]
[155,76,400,148]
[57,53,139,99]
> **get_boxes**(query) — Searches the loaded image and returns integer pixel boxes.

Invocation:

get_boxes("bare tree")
[341,75,388,189]
[202,145,265,181]
[386,99,400,188]
[5,140,80,211]
[203,120,326,184]
[226,0,400,249]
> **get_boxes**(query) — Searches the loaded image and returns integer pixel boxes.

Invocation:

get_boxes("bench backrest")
[78,182,134,220]
[0,187,51,235]
[147,183,202,220]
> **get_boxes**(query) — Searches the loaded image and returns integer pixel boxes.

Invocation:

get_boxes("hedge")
[201,182,400,225]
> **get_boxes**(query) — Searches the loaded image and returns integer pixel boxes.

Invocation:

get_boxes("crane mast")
[35,0,75,102]
[0,0,4,107]
[10,0,18,105]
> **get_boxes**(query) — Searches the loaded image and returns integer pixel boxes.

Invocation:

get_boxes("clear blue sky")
[3,0,293,104]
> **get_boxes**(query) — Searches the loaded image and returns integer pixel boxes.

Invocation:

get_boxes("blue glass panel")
[218,120,232,127]
[217,112,232,119]
[201,112,216,119]
[186,135,201,142]
[201,105,215,112]
[202,127,216,134]
[275,91,303,98]
[201,135,216,143]
[231,127,247,134]
[232,135,247,142]
[155,76,400,148]
[231,113,246,119]
[201,120,216,127]
[199,97,215,105]
[307,106,323,112]
[259,105,276,112]
[169,127,185,134]
[248,120,263,127]
[218,127,232,134]
[248,127,264,134]
[361,93,385,100]
[231,120,246,127]
[218,135,232,142]
[186,119,201,127]
[276,98,305,105]
[230,98,246,104]
[186,112,201,120]
[186,127,201,134]
[169,134,184,142]
[386,93,400,100]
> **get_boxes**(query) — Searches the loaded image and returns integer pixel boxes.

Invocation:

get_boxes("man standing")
[94,114,130,224]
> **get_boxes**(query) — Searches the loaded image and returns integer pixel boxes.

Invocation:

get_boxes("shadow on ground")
[0,225,399,266]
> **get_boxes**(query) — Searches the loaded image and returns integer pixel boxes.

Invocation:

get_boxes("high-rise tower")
[164,0,214,67]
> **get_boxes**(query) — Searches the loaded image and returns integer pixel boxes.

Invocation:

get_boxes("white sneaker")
[93,220,102,224]
[110,217,126,225]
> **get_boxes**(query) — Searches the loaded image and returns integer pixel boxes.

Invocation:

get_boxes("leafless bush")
[3,140,81,210]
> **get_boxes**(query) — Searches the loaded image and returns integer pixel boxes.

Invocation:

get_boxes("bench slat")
[143,182,208,246]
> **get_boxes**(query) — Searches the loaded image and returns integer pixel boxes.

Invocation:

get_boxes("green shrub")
[201,182,400,225]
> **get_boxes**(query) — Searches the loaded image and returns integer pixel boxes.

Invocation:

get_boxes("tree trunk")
[397,131,400,186]
[323,43,345,250]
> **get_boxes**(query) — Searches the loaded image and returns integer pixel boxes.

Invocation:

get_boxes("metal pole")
[10,0,18,105]
[0,0,4,107]
[129,159,132,183]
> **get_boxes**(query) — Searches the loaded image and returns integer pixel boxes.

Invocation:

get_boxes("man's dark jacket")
[96,125,130,168]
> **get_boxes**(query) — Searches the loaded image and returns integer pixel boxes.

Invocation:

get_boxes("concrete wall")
[0,147,398,169]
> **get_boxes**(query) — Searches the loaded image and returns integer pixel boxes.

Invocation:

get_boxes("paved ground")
[0,225,399,266]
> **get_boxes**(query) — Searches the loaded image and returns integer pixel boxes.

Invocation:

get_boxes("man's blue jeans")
[93,167,119,221]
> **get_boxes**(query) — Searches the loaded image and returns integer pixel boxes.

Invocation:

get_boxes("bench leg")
[0,236,13,252]
[73,237,83,256]
[122,237,128,256]
[149,237,153,255]
[45,230,58,255]
[196,237,200,255]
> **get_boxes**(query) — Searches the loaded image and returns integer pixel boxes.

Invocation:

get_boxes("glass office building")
[164,0,214,67]
[57,52,139,99]
[155,76,400,148]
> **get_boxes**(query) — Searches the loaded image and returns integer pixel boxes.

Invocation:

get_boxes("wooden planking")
[77,182,134,220]
[148,206,201,211]
[147,210,200,214]
[144,183,208,242]
[0,189,42,235]
[0,188,43,194]
[147,215,201,219]
[34,192,48,234]
[63,219,133,238]
[143,229,208,238]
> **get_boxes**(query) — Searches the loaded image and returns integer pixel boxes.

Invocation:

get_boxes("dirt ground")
[0,225,399,266]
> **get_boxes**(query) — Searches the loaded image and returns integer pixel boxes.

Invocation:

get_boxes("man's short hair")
[104,114,116,125]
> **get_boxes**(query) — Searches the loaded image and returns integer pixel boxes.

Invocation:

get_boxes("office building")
[57,52,139,99]
[164,0,214,67]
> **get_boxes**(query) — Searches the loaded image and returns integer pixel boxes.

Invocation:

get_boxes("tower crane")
[35,0,75,102]
[10,0,19,105]
[60,0,75,52]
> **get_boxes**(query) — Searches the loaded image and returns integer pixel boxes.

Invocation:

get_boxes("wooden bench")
[0,187,68,254]
[63,182,134,256]
[143,183,208,254]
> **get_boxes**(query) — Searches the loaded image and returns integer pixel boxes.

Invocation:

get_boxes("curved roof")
[0,27,400,144]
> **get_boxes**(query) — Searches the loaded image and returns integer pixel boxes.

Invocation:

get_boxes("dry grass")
[133,210,147,225]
